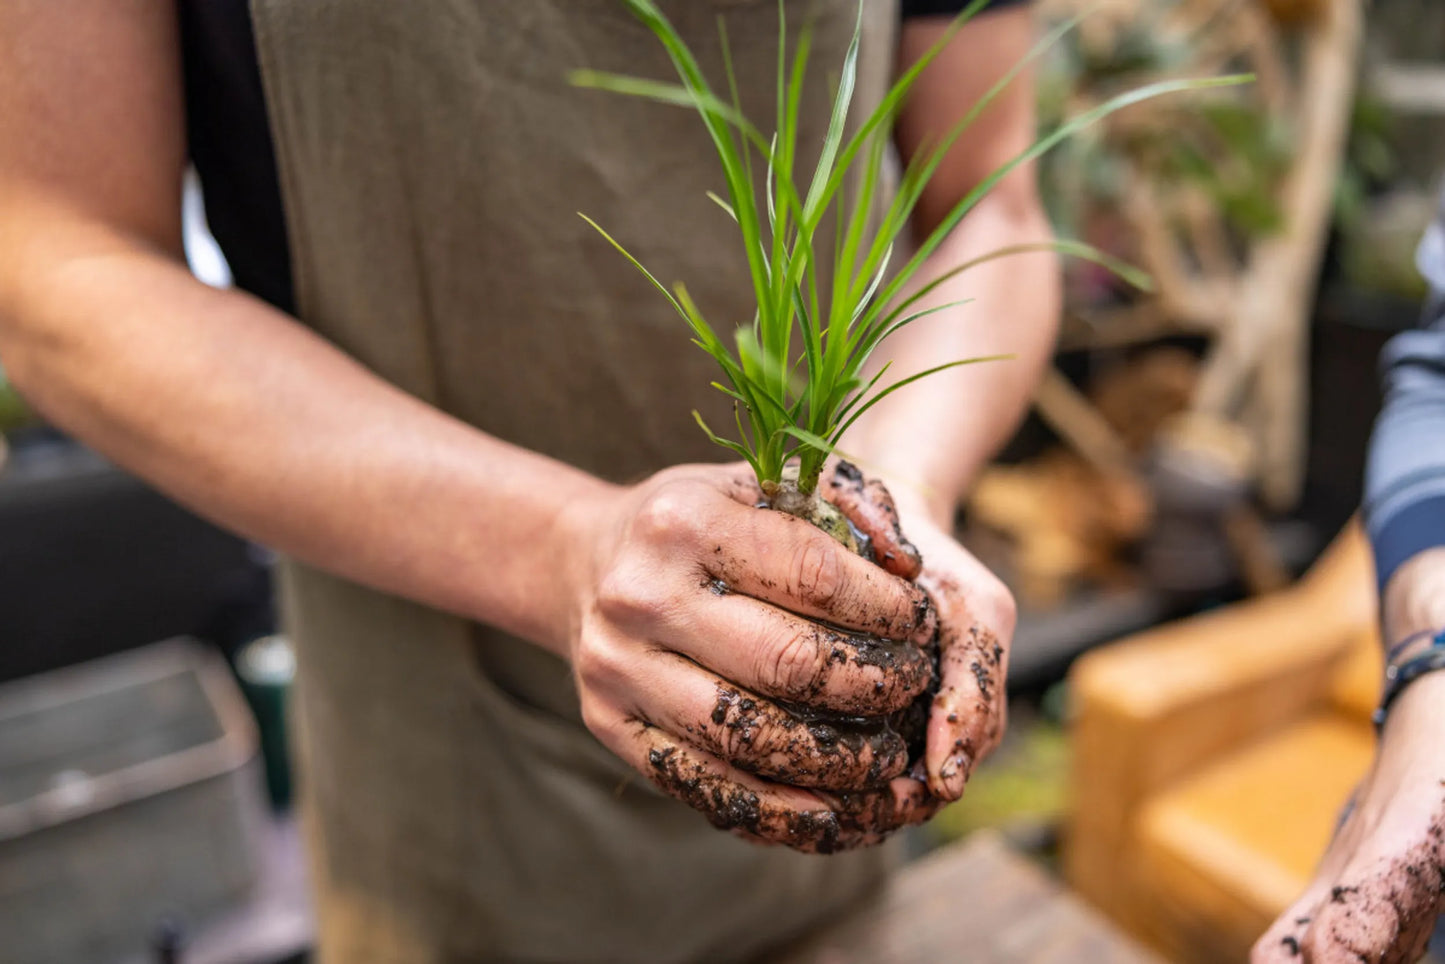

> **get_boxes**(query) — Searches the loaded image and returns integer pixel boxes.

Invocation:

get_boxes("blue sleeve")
[1364,189,1445,593]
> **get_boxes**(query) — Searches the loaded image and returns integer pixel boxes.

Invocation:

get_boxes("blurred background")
[0,0,1441,961]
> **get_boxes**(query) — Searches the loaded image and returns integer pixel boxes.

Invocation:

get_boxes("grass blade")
[568,71,769,152]
[578,213,686,320]
[706,191,737,220]
[874,74,1253,313]
[835,355,1014,442]
[694,410,762,477]
[801,2,862,222]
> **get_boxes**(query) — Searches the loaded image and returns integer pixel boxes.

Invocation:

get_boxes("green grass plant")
[573,0,1246,522]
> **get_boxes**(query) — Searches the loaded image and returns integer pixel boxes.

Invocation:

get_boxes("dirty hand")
[1251,672,1445,964]
[824,464,1016,803]
[562,462,940,852]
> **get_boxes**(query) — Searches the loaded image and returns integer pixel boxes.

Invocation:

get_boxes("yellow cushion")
[1330,629,1383,723]
[1133,715,1375,961]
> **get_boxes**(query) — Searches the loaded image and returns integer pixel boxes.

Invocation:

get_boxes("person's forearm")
[846,186,1059,524]
[1365,192,1445,598]
[0,213,606,655]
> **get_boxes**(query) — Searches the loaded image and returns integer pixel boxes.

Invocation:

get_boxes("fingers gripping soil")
[591,573,933,717]
[639,656,910,790]
[822,461,924,580]
[626,722,926,853]
[707,499,932,642]
[575,604,923,792]
[693,593,935,716]
[820,460,1018,801]
[576,462,951,844]
[921,571,1012,801]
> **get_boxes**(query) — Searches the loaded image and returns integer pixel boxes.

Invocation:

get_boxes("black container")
[0,436,272,682]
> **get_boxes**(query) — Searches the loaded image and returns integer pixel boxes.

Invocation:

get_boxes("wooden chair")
[1064,522,1382,962]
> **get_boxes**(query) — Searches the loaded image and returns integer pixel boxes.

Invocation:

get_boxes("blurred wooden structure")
[1064,521,1380,962]
[970,348,1192,607]
[1035,0,1363,511]
[774,830,1161,964]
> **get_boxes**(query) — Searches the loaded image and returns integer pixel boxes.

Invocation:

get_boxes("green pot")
[235,635,296,811]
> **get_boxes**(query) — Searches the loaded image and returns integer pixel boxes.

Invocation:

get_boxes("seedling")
[574,0,1245,543]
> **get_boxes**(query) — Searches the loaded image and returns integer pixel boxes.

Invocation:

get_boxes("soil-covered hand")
[561,462,941,853]
[823,464,1015,802]
[1251,672,1445,964]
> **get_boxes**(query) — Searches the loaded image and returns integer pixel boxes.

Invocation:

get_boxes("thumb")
[822,461,924,581]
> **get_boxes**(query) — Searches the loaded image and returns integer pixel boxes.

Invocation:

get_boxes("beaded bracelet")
[1373,628,1445,729]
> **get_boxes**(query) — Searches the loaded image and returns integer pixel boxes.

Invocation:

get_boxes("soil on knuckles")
[756,461,942,787]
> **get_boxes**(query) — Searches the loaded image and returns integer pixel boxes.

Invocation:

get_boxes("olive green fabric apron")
[250,1,903,960]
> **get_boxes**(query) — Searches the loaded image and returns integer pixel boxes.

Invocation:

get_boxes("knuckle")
[576,691,622,747]
[634,484,702,545]
[788,540,847,611]
[756,627,825,697]
[577,693,608,737]
[720,717,766,764]
[977,575,1018,638]
[572,635,630,695]
[705,692,749,760]
[594,568,657,627]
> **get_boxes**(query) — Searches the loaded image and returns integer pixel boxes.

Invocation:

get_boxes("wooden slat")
[771,831,1160,964]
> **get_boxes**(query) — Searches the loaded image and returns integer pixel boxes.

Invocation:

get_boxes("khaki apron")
[250,1,903,960]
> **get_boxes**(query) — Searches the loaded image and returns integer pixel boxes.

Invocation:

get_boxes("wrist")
[541,474,621,659]
[1382,547,1445,643]
[1387,666,1445,717]
[483,467,616,662]
[1379,670,1445,757]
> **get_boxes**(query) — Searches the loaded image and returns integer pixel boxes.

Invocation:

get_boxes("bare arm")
[0,0,607,654]
[849,7,1059,524]
[1252,194,1445,964]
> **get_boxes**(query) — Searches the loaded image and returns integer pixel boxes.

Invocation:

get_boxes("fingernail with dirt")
[939,752,970,800]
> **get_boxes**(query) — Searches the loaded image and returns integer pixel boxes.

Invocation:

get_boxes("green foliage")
[0,362,31,436]
[1334,91,1400,235]
[1035,9,1288,246]
[574,0,1243,495]
[1149,100,1294,236]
